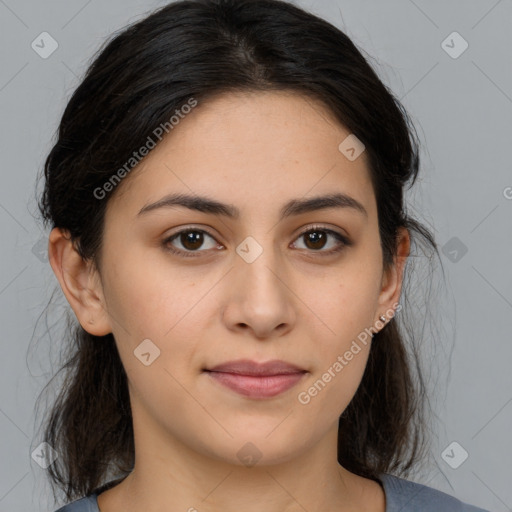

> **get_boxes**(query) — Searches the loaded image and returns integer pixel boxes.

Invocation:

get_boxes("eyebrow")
[137,192,368,220]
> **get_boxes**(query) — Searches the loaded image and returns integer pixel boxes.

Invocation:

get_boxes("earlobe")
[48,227,112,336]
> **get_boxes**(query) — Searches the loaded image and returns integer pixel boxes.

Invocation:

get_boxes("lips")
[204,359,307,399]
[206,359,306,376]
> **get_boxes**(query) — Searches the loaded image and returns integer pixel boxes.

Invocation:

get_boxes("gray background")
[0,0,511,510]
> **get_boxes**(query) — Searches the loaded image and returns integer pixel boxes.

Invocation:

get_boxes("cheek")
[295,271,377,416]
[295,337,371,433]
[309,263,382,346]
[101,245,204,341]
[295,260,381,413]
[99,253,213,407]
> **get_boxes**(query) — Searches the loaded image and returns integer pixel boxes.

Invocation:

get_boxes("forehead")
[107,90,375,220]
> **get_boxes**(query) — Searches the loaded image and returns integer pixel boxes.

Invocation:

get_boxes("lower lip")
[205,371,306,398]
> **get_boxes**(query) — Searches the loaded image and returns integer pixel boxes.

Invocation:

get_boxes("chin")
[194,429,317,469]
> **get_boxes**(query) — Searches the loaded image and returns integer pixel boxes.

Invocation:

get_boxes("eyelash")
[162,225,352,258]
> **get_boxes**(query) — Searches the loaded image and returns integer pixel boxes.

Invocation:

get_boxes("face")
[52,90,406,468]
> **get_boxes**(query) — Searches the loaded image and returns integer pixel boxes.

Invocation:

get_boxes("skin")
[48,90,410,512]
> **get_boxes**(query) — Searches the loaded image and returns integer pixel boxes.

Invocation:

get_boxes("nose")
[221,238,296,340]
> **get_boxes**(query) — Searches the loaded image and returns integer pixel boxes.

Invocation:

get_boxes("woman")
[36,0,489,510]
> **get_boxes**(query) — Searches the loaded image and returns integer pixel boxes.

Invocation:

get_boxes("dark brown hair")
[36,0,442,503]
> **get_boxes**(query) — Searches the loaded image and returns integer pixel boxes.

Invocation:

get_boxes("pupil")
[307,231,325,250]
[183,231,203,250]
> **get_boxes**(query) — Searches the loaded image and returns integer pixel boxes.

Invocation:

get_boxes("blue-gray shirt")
[53,473,490,511]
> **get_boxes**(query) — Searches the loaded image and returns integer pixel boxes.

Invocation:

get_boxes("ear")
[48,227,112,336]
[375,226,410,325]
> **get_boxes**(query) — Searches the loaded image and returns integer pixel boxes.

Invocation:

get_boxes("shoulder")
[379,473,490,512]
[52,476,125,511]
[53,494,99,512]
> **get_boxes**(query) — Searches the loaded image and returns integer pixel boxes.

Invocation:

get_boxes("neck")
[97,421,381,512]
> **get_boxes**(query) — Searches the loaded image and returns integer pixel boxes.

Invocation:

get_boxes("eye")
[292,225,352,256]
[162,225,352,258]
[163,228,220,258]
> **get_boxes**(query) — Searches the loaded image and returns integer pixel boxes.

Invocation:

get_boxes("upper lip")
[205,359,307,376]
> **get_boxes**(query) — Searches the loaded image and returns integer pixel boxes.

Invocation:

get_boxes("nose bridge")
[236,230,273,268]
[223,232,295,337]
[233,231,289,300]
